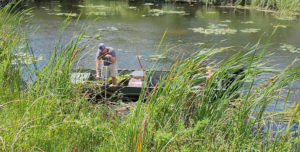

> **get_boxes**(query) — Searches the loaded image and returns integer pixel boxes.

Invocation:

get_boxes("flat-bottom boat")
[71,68,244,102]
[71,69,168,102]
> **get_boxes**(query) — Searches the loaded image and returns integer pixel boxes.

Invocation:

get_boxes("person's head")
[99,43,108,54]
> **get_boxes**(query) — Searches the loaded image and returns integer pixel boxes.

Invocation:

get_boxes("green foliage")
[205,0,300,19]
[154,130,173,149]
[0,2,26,100]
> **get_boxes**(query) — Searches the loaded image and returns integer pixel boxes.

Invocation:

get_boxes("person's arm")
[104,54,116,63]
[106,49,116,63]
[95,50,102,79]
[206,66,213,79]
[96,59,101,79]
[110,56,116,63]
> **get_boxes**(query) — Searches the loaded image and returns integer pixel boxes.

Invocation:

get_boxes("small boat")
[71,69,169,102]
[71,68,245,102]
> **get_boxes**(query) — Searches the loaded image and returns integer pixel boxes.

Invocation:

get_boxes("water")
[21,0,299,109]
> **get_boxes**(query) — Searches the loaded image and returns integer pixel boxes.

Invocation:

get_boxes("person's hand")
[95,75,100,80]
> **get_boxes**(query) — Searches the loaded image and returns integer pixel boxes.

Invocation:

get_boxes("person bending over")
[96,43,118,85]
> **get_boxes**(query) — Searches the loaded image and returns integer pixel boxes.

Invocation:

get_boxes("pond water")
[21,0,299,110]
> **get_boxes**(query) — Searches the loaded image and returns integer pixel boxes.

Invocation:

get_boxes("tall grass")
[112,44,299,151]
[0,2,299,152]
[251,0,300,11]
[0,2,98,151]
[0,1,25,100]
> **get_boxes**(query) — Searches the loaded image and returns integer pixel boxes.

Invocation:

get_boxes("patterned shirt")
[96,47,116,66]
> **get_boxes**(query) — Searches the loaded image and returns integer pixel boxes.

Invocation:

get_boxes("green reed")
[205,0,300,15]
[116,44,299,151]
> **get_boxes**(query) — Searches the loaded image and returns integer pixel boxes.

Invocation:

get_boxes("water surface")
[21,0,300,110]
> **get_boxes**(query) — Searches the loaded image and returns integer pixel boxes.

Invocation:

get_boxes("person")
[95,43,118,85]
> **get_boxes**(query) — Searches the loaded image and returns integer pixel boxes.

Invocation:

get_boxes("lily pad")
[93,35,101,40]
[190,27,237,35]
[240,28,261,33]
[87,12,107,16]
[207,24,218,29]
[165,10,187,15]
[149,9,163,16]
[128,6,137,9]
[207,23,228,29]
[12,54,43,65]
[218,24,228,27]
[83,35,92,38]
[77,5,110,9]
[241,21,254,24]
[194,42,206,47]
[144,3,154,6]
[150,55,167,61]
[118,49,132,53]
[25,12,34,16]
[274,14,297,21]
[207,11,216,14]
[211,46,234,52]
[108,27,118,31]
[273,24,287,28]
[220,20,232,23]
[48,12,78,17]
[30,56,43,62]
[15,52,27,57]
[280,43,300,53]
[148,9,187,16]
